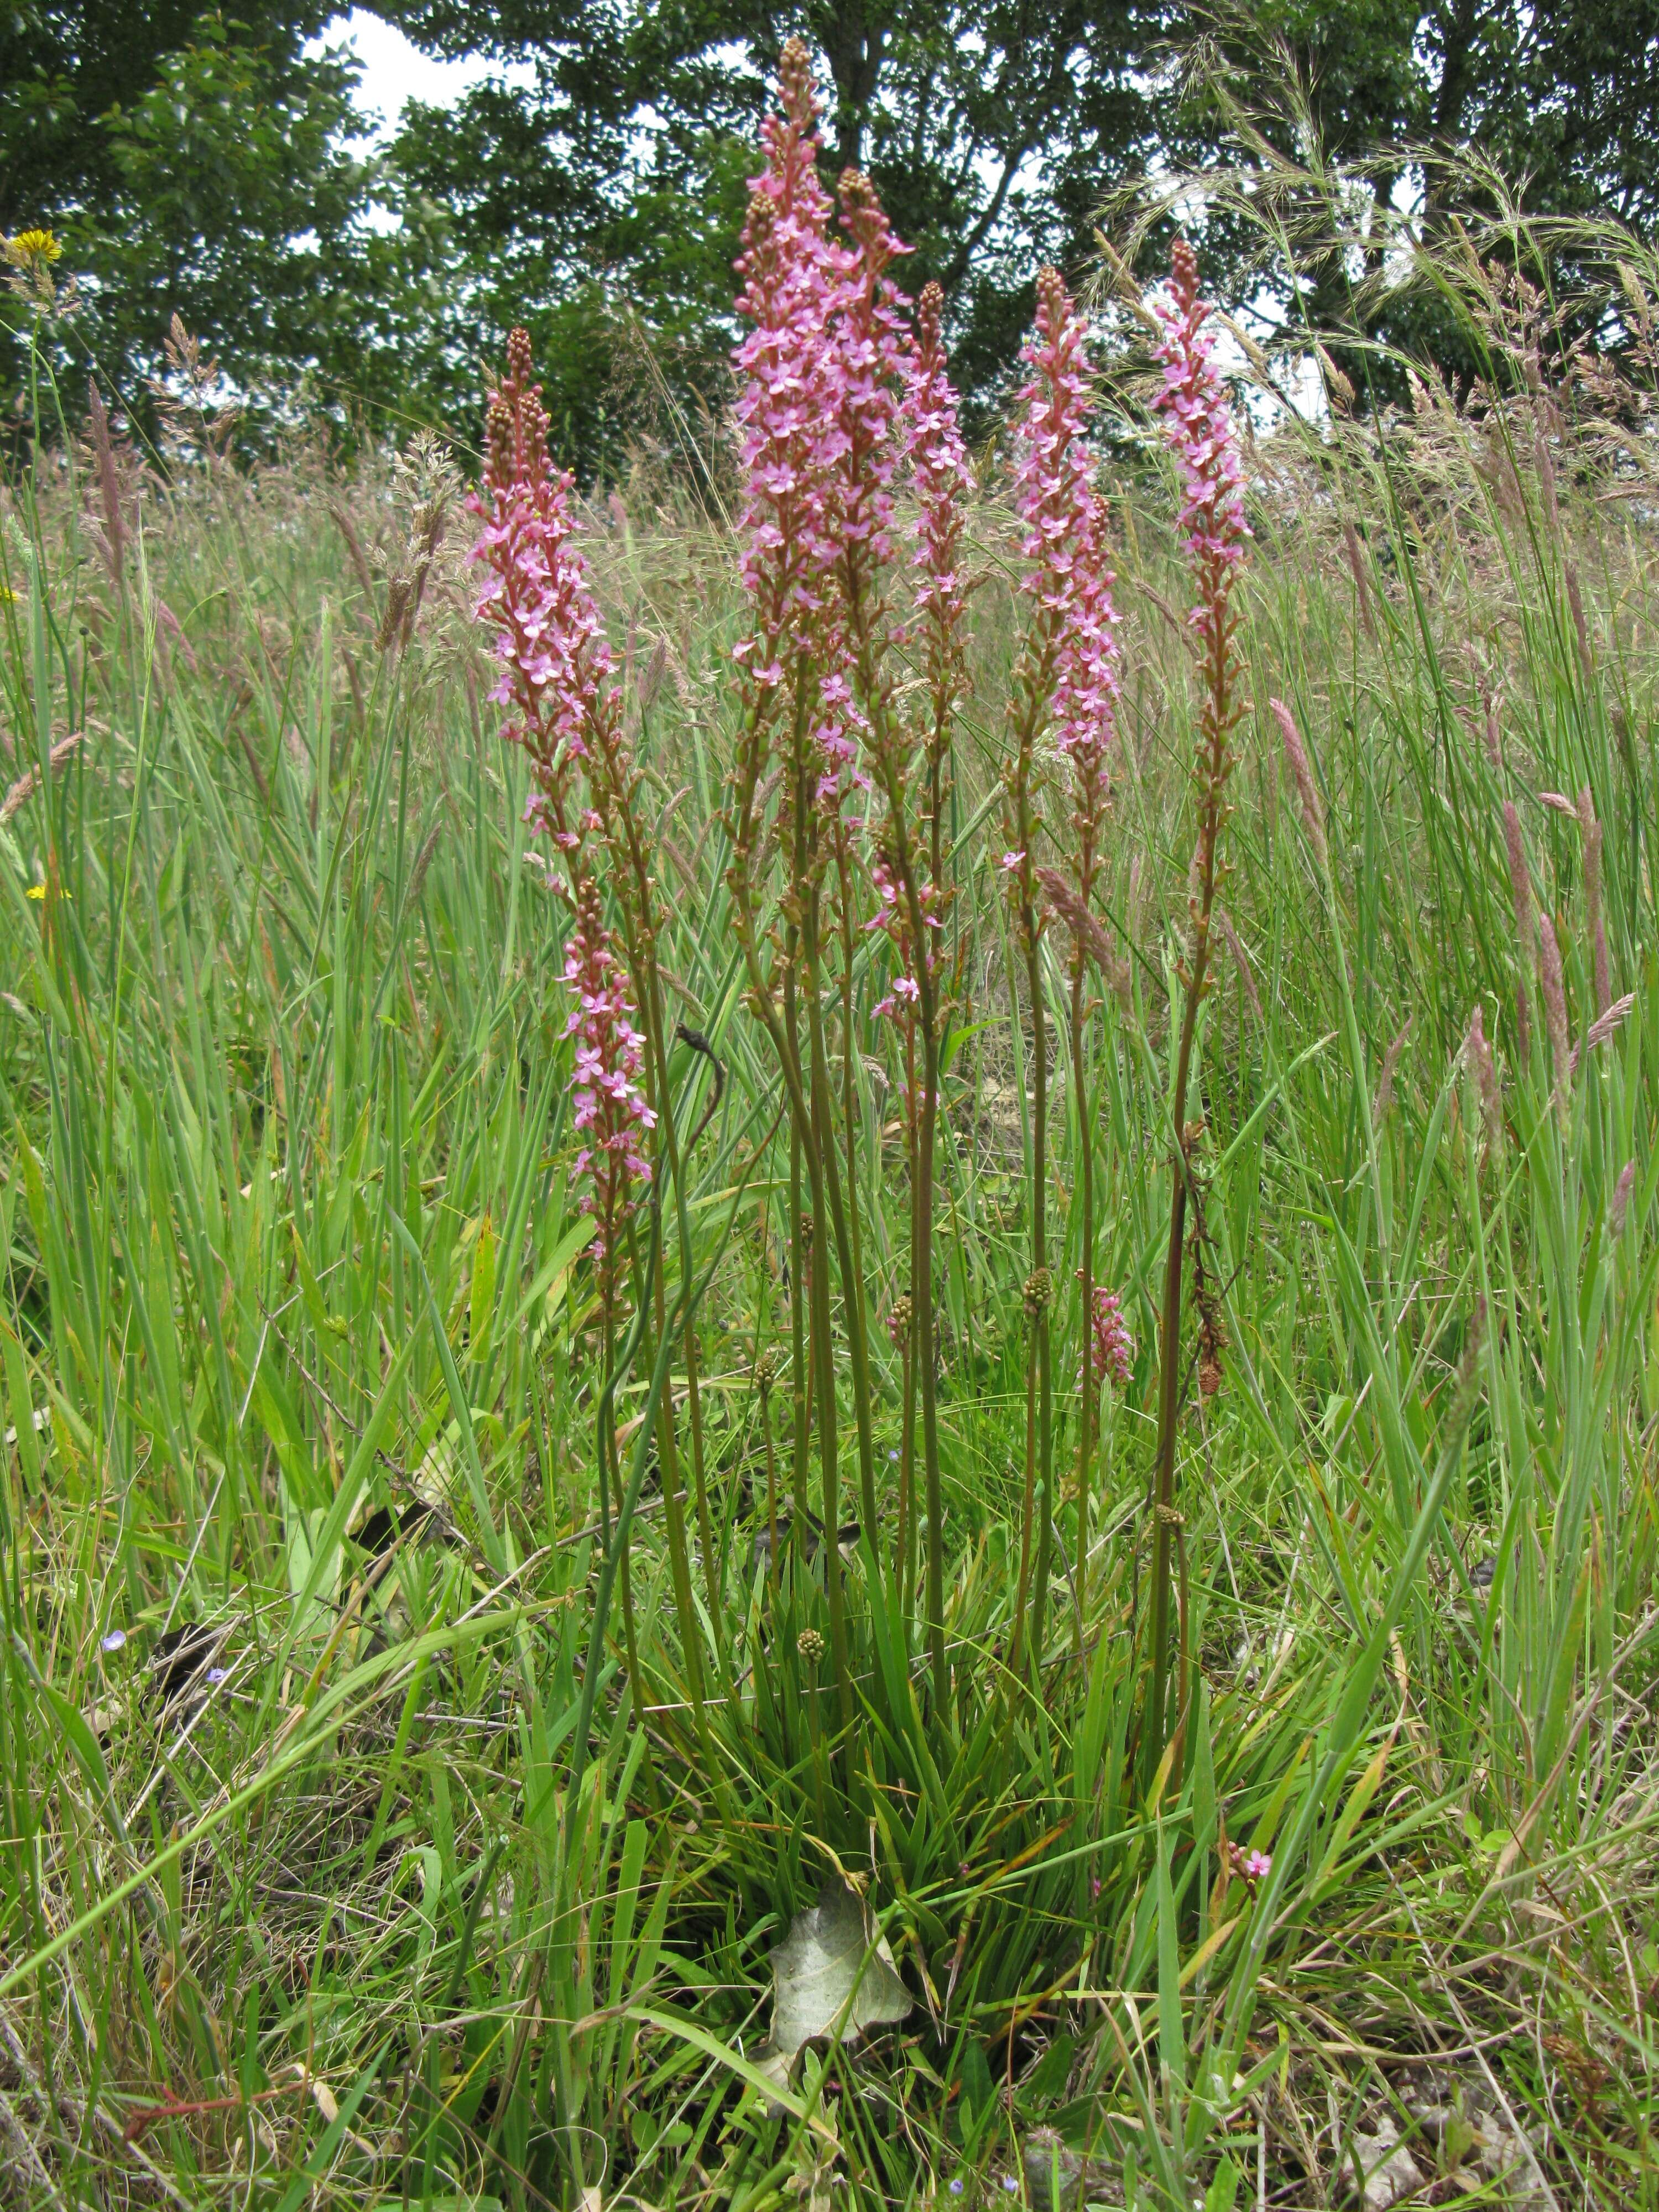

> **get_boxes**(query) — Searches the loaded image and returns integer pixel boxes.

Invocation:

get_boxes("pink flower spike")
[1011,267,1120,818]
[901,280,971,728]
[468,327,621,844]
[560,870,654,1298]
[1080,1280,1134,1389]
[731,39,854,733]
[1151,239,1249,654]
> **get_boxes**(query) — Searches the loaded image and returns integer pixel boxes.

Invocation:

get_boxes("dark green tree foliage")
[1,6,445,444]
[0,0,310,233]
[386,0,1166,453]
[6,1,1659,460]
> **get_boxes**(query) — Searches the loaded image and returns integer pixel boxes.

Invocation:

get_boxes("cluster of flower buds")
[834,168,911,580]
[900,280,972,726]
[1081,1282,1134,1389]
[469,328,621,854]
[732,43,862,805]
[1012,268,1120,814]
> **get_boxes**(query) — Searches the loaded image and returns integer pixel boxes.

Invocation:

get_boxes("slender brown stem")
[1072,961,1093,1647]
[805,947,853,1742]
[603,1301,649,1791]
[1028,922,1053,1673]
[1145,582,1237,1784]
[897,1332,915,1614]
[916,1020,945,1698]
[787,985,811,1548]
[761,1376,779,1591]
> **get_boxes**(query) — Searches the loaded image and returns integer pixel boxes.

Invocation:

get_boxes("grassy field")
[1,254,1657,2212]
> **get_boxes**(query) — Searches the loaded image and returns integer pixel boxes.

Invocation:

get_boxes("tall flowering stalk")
[1051,356,1120,1639]
[725,41,894,1724]
[724,35,833,1661]
[1145,239,1250,1779]
[863,276,969,1694]
[578,585,727,1673]
[823,164,912,1602]
[469,330,706,1730]
[1003,267,1109,1676]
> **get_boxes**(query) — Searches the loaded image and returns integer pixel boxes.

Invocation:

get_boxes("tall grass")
[0,232,1656,2211]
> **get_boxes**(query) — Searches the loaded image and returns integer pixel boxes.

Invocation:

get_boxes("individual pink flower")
[868,852,941,1030]
[1151,239,1250,659]
[563,871,655,1292]
[1081,1281,1133,1389]
[1225,1840,1271,1886]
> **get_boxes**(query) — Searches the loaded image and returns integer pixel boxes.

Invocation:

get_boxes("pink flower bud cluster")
[1081,1280,1134,1389]
[468,330,653,1291]
[732,43,916,812]
[1011,269,1120,818]
[468,329,619,852]
[837,169,911,576]
[1226,1842,1271,1886]
[900,280,972,722]
[731,48,849,687]
[564,872,656,1285]
[1151,239,1250,647]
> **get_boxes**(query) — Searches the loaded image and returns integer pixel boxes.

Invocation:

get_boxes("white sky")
[315,9,533,141]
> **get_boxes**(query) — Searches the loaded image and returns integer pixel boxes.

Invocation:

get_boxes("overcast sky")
[316,9,532,140]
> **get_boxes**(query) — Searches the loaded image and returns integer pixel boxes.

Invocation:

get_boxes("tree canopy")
[4,1,1659,463]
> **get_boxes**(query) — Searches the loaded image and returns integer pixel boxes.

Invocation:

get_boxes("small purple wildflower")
[1227,1840,1271,1885]
[205,1666,229,1687]
[100,1629,127,1655]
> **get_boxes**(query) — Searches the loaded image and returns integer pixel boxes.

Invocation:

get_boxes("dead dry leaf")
[754,1880,910,2089]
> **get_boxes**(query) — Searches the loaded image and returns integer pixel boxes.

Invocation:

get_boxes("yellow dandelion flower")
[3,229,62,270]
[25,884,46,901]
